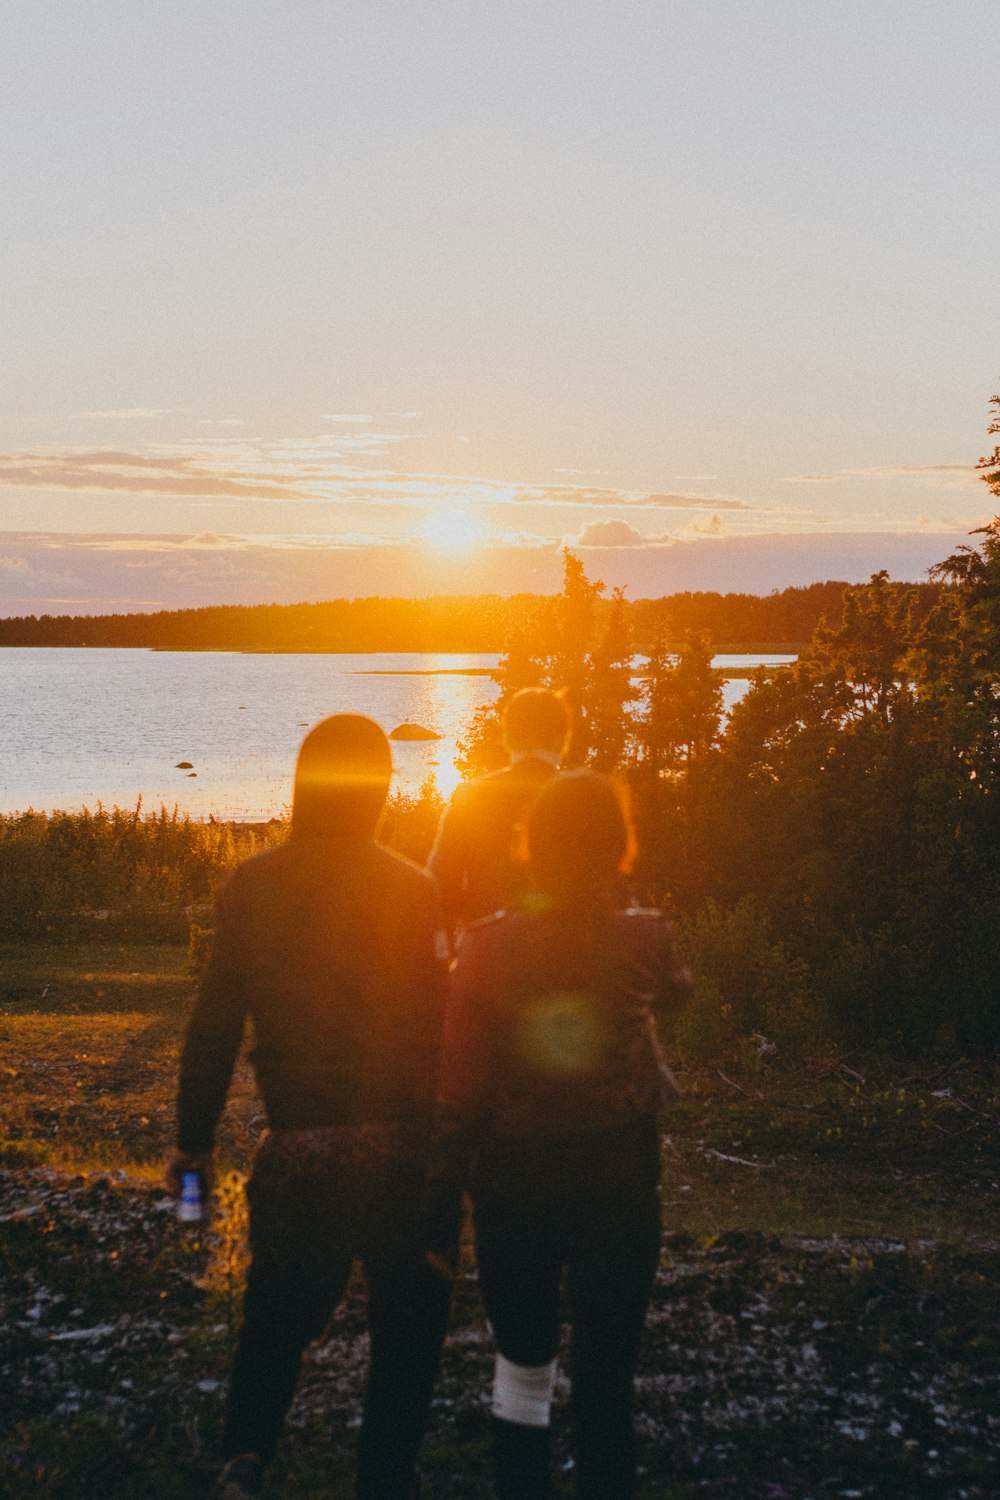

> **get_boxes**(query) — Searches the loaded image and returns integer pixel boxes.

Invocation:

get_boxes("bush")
[676,898,826,1062]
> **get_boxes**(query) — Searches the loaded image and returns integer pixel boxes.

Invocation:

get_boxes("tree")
[456,550,638,775]
[639,630,724,773]
[584,586,638,769]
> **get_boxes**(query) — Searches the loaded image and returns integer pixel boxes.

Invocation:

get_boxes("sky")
[1,0,997,613]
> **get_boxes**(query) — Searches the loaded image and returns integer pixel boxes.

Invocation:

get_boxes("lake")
[0,649,794,819]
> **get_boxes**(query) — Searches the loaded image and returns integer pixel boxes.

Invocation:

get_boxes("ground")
[1,943,998,1498]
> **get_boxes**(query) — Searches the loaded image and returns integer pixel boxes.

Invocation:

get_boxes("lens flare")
[517,991,607,1078]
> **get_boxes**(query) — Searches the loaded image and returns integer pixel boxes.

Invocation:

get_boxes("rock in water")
[175,761,194,769]
[389,723,441,741]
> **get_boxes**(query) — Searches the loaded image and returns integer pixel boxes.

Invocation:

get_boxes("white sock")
[491,1353,557,1428]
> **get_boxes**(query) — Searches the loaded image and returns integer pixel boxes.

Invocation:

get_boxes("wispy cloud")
[0,439,781,528]
[0,441,755,512]
[639,492,754,511]
[321,413,374,423]
[510,484,762,511]
[681,512,729,538]
[784,463,979,484]
[70,408,171,420]
[0,450,308,501]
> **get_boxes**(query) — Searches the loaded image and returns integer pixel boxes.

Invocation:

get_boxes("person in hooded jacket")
[427,770,691,1500]
[166,714,451,1500]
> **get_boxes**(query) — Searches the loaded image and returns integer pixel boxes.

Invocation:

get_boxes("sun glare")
[417,509,488,553]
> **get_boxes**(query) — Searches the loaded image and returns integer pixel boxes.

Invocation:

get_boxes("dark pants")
[222,1125,453,1500]
[473,1123,661,1500]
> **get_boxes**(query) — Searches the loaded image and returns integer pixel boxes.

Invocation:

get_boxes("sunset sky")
[2,1,997,613]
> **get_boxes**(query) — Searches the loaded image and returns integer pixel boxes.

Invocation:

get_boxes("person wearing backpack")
[427,770,691,1499]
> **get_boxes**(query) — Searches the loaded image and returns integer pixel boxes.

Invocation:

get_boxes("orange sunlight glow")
[417,508,489,553]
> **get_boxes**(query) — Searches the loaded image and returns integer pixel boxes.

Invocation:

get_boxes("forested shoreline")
[2,512,997,1057]
[0,578,942,654]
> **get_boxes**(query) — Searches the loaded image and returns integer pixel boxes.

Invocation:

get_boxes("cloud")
[785,463,979,484]
[510,484,760,511]
[574,514,739,548]
[0,527,985,615]
[683,513,728,538]
[638,492,754,511]
[0,450,308,501]
[321,413,374,423]
[576,519,673,549]
[70,408,171,420]
[198,418,246,427]
[0,438,773,521]
[915,512,989,534]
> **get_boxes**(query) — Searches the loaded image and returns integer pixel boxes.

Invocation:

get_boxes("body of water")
[0,649,794,819]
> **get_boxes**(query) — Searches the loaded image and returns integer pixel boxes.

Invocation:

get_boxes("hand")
[164,1148,215,1198]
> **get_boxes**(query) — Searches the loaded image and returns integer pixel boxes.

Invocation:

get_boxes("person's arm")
[423,923,498,1263]
[398,873,451,1111]
[167,877,249,1191]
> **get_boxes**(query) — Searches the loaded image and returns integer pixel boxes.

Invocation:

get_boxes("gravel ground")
[2,1167,998,1498]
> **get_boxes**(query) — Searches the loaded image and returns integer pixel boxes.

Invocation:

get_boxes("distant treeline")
[0,579,944,654]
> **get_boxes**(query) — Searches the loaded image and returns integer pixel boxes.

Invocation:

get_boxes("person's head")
[291,714,392,840]
[528,769,637,906]
[502,687,571,762]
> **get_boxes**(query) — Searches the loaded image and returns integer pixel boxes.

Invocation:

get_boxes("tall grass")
[0,804,282,942]
[0,783,445,944]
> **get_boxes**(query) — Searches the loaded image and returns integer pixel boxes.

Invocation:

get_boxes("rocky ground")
[2,1166,998,1498]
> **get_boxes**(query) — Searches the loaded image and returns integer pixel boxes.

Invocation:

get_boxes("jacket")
[176,833,447,1155]
[439,905,690,1140]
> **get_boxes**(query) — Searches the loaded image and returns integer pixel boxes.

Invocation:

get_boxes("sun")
[417,508,489,554]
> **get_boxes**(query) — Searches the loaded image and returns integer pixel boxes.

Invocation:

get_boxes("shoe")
[212,1453,263,1499]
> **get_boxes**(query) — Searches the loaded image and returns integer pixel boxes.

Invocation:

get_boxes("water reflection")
[0,649,500,819]
[386,660,494,800]
[0,649,788,819]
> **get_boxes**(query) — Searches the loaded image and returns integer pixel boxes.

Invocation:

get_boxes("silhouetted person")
[166,715,452,1500]
[427,687,571,935]
[427,771,690,1500]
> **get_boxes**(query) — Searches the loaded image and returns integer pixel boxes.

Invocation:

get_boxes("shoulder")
[368,842,442,923]
[451,767,510,806]
[215,841,287,903]
[373,839,437,892]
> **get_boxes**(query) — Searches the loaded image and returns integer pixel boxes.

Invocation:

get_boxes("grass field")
[2,942,999,1497]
